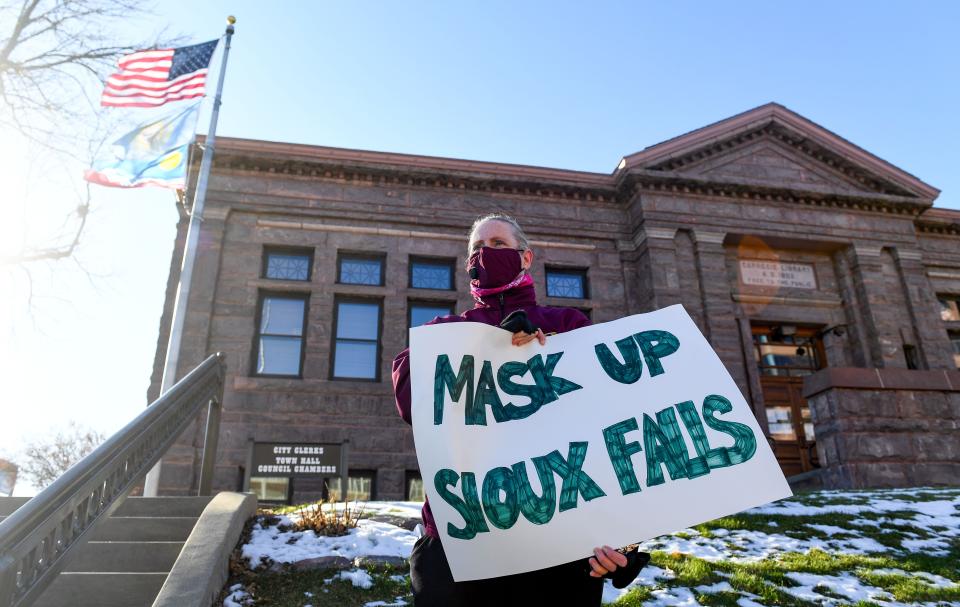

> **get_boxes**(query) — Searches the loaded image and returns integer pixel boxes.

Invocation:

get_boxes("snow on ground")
[784,571,894,603]
[223,583,253,607]
[335,569,375,589]
[637,487,960,562]
[233,489,960,606]
[359,501,424,519]
[243,516,418,566]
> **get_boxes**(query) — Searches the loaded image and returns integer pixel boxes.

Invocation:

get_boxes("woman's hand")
[588,545,628,578]
[511,328,546,346]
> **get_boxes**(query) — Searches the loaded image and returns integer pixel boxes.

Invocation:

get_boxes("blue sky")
[2,1,958,493]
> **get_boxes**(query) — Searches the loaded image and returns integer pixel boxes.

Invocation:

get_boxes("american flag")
[101,40,219,108]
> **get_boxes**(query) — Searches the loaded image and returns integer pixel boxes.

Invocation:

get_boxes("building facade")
[149,103,960,502]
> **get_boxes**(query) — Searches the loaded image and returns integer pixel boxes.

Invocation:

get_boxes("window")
[263,247,312,281]
[752,325,823,377]
[410,258,454,290]
[546,268,588,299]
[406,472,425,502]
[338,253,384,286]
[253,293,308,377]
[332,299,381,380]
[409,301,455,328]
[903,344,920,370]
[950,332,960,370]
[249,477,290,503]
[766,407,795,441]
[324,471,376,501]
[940,296,960,322]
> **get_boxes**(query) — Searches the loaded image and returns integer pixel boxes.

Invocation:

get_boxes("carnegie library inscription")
[739,259,817,289]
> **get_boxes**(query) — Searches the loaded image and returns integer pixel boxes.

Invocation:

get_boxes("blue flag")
[85,102,200,189]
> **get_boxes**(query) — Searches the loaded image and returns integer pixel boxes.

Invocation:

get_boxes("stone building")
[149,103,960,503]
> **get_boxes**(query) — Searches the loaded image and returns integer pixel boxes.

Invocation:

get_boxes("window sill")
[234,375,391,395]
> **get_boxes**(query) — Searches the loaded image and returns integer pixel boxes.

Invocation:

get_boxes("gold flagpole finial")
[227,15,236,25]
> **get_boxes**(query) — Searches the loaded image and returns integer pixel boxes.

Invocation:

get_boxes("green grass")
[606,586,654,606]
[634,546,960,607]
[237,564,411,607]
[857,570,960,603]
[224,490,960,607]
[696,590,744,607]
[225,545,960,607]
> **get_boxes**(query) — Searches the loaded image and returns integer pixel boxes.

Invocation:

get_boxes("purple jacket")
[391,282,591,538]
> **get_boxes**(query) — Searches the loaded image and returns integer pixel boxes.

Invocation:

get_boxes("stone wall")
[803,368,960,488]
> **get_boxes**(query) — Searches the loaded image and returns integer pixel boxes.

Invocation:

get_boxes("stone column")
[891,248,956,369]
[846,244,900,367]
[636,226,680,311]
[832,248,872,367]
[691,230,749,395]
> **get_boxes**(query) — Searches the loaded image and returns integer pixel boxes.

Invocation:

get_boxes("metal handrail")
[0,353,226,607]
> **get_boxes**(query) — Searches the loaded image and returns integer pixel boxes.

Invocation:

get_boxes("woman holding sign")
[392,213,647,605]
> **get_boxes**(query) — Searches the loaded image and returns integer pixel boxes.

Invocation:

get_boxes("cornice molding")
[692,230,726,245]
[209,149,619,204]
[853,244,882,257]
[928,269,960,280]
[644,227,679,241]
[732,292,842,308]
[916,223,960,237]
[255,219,597,251]
[895,249,924,262]
[205,147,931,219]
[624,171,928,217]
[915,209,960,237]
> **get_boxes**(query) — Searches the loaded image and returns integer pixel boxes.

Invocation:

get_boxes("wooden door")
[759,376,818,476]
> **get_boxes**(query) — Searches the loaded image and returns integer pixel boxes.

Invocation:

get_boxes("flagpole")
[144,16,235,497]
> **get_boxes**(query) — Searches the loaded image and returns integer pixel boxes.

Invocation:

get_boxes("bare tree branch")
[0,0,182,270]
[15,421,105,489]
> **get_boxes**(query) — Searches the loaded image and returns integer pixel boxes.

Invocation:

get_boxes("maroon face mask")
[467,246,523,290]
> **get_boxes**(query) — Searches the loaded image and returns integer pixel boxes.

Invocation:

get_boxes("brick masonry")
[148,103,960,499]
[803,368,960,487]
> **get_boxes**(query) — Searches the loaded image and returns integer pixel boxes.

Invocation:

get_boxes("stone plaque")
[251,442,342,477]
[739,260,816,289]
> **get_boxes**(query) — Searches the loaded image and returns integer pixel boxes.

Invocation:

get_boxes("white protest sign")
[409,305,791,581]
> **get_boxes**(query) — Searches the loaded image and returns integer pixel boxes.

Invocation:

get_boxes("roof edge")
[201,136,614,188]
[619,103,940,201]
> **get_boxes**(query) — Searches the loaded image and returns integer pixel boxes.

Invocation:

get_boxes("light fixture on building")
[771,325,798,341]
[817,324,848,338]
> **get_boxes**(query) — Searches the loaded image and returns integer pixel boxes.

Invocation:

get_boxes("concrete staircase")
[0,496,213,607]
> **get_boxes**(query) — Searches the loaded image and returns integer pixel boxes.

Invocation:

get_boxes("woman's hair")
[468,212,531,254]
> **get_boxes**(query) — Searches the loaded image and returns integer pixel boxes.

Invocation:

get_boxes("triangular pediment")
[618,103,939,202]
[680,137,874,195]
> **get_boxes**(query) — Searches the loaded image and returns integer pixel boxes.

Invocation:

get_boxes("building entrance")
[751,324,825,476]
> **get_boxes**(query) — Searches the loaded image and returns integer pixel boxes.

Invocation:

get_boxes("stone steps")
[0,496,215,607]
[87,516,198,542]
[33,573,169,607]
[63,541,186,573]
